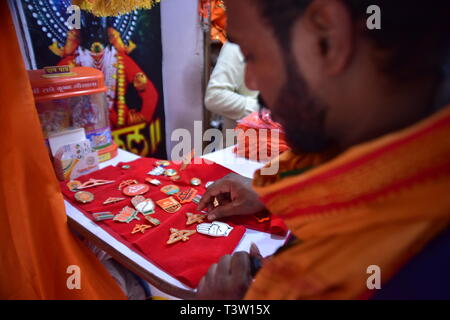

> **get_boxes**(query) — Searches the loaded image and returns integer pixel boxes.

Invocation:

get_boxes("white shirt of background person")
[205,41,260,132]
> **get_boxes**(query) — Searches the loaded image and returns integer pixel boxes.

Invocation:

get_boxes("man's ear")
[292,0,354,76]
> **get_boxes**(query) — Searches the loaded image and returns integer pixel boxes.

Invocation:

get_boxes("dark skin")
[195,0,439,299]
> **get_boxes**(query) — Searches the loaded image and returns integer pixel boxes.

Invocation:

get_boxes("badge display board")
[61,158,288,288]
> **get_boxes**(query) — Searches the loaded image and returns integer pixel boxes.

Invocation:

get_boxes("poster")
[10,0,167,158]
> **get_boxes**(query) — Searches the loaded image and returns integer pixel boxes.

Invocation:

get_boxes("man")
[195,0,450,299]
[205,41,260,131]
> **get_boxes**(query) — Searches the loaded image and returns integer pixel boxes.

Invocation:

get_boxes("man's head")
[226,0,450,153]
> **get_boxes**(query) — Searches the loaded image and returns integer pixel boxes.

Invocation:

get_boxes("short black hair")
[257,0,450,79]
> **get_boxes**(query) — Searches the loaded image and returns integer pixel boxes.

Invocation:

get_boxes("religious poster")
[10,0,167,158]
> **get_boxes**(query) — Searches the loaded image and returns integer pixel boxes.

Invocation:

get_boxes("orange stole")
[247,105,450,300]
[0,3,125,299]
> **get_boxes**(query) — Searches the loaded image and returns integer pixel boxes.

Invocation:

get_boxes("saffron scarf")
[0,3,125,299]
[246,105,450,299]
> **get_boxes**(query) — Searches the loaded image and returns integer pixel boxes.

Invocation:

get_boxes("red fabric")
[61,158,288,288]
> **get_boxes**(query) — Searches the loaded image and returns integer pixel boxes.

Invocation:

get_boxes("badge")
[92,212,114,221]
[190,178,202,186]
[123,184,150,197]
[103,197,126,205]
[156,197,181,213]
[167,228,196,245]
[145,178,161,186]
[170,175,181,181]
[164,169,178,177]
[155,160,170,167]
[114,206,140,223]
[192,194,203,204]
[131,196,155,215]
[148,166,165,176]
[205,181,215,189]
[67,180,81,192]
[197,221,233,237]
[160,184,180,195]
[186,212,207,225]
[176,188,198,204]
[118,179,138,191]
[145,216,161,226]
[74,191,94,204]
[131,224,152,234]
[76,179,115,190]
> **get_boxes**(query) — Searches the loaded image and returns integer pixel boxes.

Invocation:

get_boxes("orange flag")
[0,3,125,299]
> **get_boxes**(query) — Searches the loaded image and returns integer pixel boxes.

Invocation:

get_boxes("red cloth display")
[61,157,288,288]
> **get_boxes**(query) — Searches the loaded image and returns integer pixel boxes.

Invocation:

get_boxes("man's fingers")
[207,202,237,221]
[197,181,231,211]
[250,243,263,260]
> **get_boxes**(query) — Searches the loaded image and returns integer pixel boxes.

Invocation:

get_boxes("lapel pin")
[118,179,138,191]
[74,191,94,204]
[167,228,196,245]
[114,206,140,223]
[103,197,126,205]
[123,183,150,197]
[131,196,155,215]
[131,224,152,234]
[76,179,115,190]
[160,184,180,196]
[176,188,198,204]
[156,197,181,213]
[148,166,165,176]
[190,178,202,186]
[186,212,207,225]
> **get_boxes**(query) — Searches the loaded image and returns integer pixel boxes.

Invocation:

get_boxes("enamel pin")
[103,197,126,205]
[131,224,152,234]
[145,216,161,226]
[76,179,115,190]
[67,180,81,192]
[92,212,115,221]
[160,184,180,196]
[114,206,140,223]
[170,175,181,181]
[192,194,203,204]
[74,191,94,204]
[148,166,165,176]
[123,183,150,197]
[167,228,196,245]
[164,169,178,177]
[197,221,233,237]
[118,179,138,191]
[176,188,198,204]
[156,197,181,213]
[186,212,207,225]
[190,178,202,186]
[155,160,170,167]
[145,178,161,186]
[131,195,155,215]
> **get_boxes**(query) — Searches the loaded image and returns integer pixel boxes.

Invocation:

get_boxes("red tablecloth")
[61,157,287,288]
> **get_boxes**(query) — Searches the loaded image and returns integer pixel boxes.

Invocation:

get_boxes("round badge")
[160,184,181,195]
[75,191,94,204]
[155,160,170,167]
[164,169,178,177]
[123,183,150,196]
[190,178,202,186]
[67,180,81,192]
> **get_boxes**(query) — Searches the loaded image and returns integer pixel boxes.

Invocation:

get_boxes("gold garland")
[72,0,161,17]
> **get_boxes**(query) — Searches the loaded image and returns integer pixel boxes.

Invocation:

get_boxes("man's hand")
[196,251,252,300]
[197,173,266,221]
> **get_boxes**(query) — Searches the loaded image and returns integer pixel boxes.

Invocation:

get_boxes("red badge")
[122,183,150,196]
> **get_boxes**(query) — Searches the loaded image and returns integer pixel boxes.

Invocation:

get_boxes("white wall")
[161,0,204,159]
